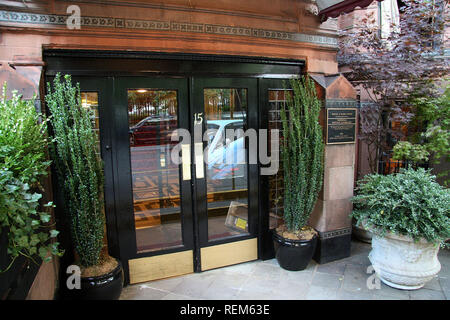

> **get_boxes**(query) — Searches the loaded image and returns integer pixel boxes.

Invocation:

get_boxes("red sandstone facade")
[1,0,360,299]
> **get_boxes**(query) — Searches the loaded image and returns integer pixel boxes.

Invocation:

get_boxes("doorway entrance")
[45,50,305,285]
[114,77,258,284]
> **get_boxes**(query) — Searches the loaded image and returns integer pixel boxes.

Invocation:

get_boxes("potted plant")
[352,141,432,244]
[272,76,324,271]
[351,167,449,290]
[46,74,123,299]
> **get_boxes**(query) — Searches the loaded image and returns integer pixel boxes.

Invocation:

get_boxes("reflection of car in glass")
[206,120,246,180]
[129,115,177,147]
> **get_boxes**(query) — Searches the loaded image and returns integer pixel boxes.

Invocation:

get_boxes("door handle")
[194,142,204,179]
[181,144,191,181]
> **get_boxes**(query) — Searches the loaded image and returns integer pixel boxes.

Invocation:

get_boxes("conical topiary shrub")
[273,75,324,271]
[46,73,105,268]
[279,75,324,237]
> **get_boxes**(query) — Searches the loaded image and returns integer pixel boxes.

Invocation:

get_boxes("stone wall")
[0,0,339,72]
[0,0,356,297]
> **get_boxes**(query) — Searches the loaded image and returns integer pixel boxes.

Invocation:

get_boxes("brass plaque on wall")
[326,108,357,144]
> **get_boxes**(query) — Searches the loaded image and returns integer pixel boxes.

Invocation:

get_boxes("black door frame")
[258,78,292,260]
[44,49,305,285]
[192,77,259,271]
[113,77,194,264]
[112,76,261,276]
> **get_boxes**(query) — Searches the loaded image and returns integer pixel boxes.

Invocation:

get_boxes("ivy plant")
[351,168,450,245]
[0,84,63,272]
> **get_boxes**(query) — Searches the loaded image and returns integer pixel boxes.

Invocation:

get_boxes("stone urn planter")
[369,232,441,290]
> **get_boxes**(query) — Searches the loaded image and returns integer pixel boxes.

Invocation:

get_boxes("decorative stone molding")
[325,99,358,108]
[305,4,319,16]
[0,10,338,48]
[318,227,351,239]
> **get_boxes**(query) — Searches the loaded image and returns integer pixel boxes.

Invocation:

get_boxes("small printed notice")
[326,108,357,144]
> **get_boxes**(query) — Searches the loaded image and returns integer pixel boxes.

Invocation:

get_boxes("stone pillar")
[309,74,357,264]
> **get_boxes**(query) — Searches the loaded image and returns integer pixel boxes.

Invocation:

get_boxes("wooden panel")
[201,238,258,271]
[128,250,193,284]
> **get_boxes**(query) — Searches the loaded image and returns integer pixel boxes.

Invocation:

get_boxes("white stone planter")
[369,232,441,290]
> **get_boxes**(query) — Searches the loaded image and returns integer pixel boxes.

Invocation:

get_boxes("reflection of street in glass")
[128,89,182,253]
[206,119,246,181]
[204,88,249,240]
[125,87,278,250]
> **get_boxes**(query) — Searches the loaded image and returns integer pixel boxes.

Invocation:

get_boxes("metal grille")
[267,89,290,229]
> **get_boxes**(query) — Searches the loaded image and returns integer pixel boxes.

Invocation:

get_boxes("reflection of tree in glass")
[128,90,177,126]
[204,89,247,121]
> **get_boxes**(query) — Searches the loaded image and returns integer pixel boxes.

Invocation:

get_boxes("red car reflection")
[129,115,177,147]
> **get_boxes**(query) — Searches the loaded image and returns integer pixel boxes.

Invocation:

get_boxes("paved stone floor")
[120,240,450,300]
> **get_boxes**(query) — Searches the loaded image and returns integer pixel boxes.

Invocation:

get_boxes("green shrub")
[392,141,429,163]
[280,76,324,232]
[405,86,450,186]
[0,84,63,272]
[351,168,450,244]
[46,74,105,268]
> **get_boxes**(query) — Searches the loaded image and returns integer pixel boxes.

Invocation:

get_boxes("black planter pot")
[273,232,318,271]
[64,258,124,300]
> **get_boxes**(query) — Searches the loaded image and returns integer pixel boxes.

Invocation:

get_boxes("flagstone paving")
[120,240,450,300]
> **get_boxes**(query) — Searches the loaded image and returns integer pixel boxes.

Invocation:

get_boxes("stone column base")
[313,228,352,264]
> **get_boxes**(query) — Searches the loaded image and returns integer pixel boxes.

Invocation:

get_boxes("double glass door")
[114,77,258,284]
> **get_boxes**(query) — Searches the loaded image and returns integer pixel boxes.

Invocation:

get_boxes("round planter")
[369,233,441,290]
[67,258,124,300]
[273,232,318,271]
[352,219,372,243]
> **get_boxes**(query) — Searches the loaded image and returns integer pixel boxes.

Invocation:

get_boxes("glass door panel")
[194,77,258,271]
[81,92,101,155]
[203,88,249,241]
[127,89,183,253]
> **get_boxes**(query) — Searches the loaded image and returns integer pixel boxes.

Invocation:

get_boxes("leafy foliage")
[0,84,63,272]
[351,168,450,244]
[339,0,449,173]
[46,74,105,268]
[280,76,324,232]
[392,141,429,162]
[417,88,450,161]
[402,85,450,185]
